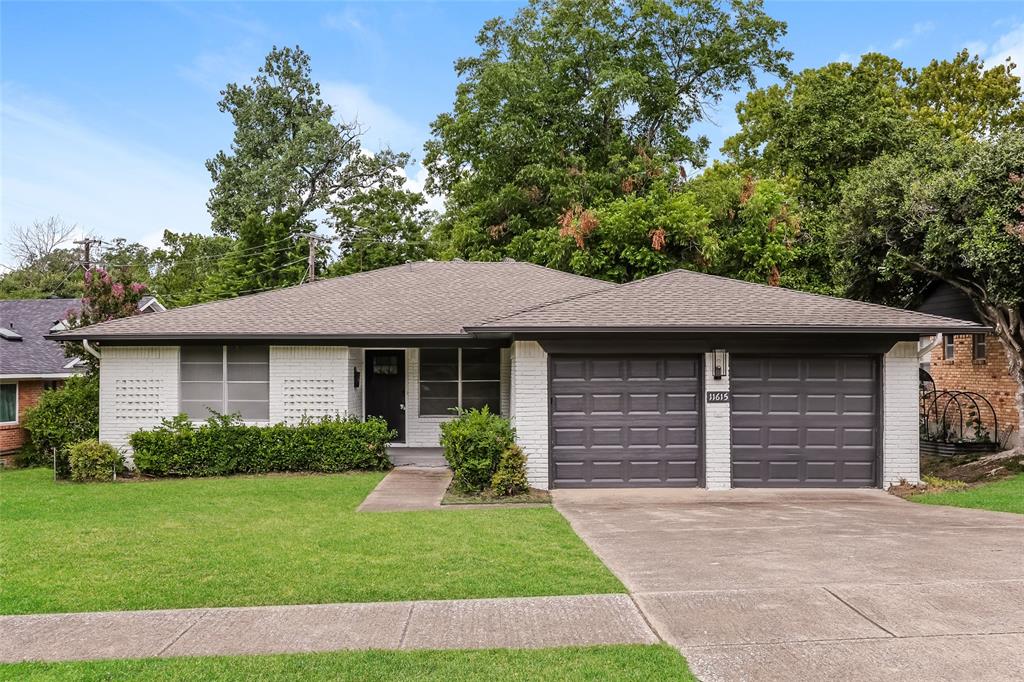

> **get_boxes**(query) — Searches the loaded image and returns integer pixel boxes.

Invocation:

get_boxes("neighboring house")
[0,299,83,463]
[0,295,167,465]
[917,282,1020,447]
[50,261,982,490]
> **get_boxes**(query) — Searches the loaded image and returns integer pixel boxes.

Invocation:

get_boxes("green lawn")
[2,645,695,681]
[0,468,623,615]
[912,474,1024,514]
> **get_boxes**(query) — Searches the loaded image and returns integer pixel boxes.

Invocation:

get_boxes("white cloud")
[987,22,1024,72]
[890,37,910,50]
[321,81,427,157]
[913,21,936,36]
[0,86,211,266]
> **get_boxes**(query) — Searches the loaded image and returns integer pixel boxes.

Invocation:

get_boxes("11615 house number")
[706,391,730,403]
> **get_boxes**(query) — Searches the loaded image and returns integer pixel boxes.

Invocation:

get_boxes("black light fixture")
[712,349,728,380]
[353,367,360,388]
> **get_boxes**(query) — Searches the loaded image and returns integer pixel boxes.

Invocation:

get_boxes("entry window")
[180,345,269,421]
[943,334,955,360]
[973,334,987,361]
[420,348,501,416]
[0,383,17,424]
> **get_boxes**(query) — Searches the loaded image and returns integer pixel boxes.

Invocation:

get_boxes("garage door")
[549,355,702,487]
[730,356,878,487]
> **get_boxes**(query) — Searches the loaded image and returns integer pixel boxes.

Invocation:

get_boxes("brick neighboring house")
[917,282,1021,448]
[0,296,165,464]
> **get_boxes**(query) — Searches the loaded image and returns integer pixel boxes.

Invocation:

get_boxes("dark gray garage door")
[730,356,879,487]
[549,355,702,487]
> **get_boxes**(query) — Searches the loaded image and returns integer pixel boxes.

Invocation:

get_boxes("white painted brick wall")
[510,340,549,489]
[883,341,921,487]
[704,351,732,490]
[269,346,350,425]
[403,347,449,447]
[99,346,179,461]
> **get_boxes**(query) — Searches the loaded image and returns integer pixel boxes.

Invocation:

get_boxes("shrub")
[130,414,395,477]
[68,439,123,482]
[490,444,529,496]
[22,376,100,476]
[439,407,516,493]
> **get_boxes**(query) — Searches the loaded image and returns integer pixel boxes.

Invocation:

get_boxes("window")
[0,383,17,424]
[180,345,269,421]
[419,347,501,416]
[973,334,987,361]
[943,334,955,360]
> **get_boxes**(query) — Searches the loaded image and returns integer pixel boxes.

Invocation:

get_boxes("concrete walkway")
[0,595,656,663]
[555,488,1024,682]
[357,467,452,512]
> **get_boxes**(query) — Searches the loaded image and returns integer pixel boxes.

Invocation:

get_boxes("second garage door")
[549,355,702,487]
[730,356,879,487]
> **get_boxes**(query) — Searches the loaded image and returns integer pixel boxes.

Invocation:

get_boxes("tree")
[65,267,150,371]
[0,248,82,299]
[6,217,77,266]
[205,211,310,299]
[425,0,790,263]
[148,231,233,307]
[834,131,1024,441]
[206,46,409,237]
[331,187,435,276]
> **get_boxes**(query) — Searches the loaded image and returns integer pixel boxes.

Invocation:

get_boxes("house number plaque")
[706,391,730,403]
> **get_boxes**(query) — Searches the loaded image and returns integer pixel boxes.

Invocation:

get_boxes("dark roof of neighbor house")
[50,262,985,342]
[0,298,81,376]
[914,281,982,324]
[473,269,987,334]
[50,261,616,341]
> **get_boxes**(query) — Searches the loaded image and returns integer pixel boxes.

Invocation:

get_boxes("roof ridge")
[473,272,617,327]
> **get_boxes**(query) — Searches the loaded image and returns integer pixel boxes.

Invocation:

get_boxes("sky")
[2,1,1023,266]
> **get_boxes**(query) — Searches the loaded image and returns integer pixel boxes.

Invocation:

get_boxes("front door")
[365,350,406,442]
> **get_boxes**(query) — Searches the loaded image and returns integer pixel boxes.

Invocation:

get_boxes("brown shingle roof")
[51,261,614,341]
[473,269,986,333]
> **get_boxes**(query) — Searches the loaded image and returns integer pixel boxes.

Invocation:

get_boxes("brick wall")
[928,333,1020,446]
[0,380,51,461]
[510,340,550,489]
[883,341,921,487]
[703,352,731,490]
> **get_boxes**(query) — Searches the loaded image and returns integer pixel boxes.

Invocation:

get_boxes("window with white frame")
[973,334,987,361]
[180,345,269,421]
[419,347,500,416]
[0,382,17,424]
[943,334,955,360]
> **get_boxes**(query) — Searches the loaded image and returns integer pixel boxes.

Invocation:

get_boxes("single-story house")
[49,261,983,489]
[1,298,84,463]
[916,282,1020,446]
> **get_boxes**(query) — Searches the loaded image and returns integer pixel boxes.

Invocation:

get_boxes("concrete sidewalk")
[357,467,452,512]
[0,594,656,663]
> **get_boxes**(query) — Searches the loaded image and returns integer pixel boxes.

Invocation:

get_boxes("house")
[917,282,1020,447]
[1,295,167,465]
[49,261,983,489]
[1,298,83,463]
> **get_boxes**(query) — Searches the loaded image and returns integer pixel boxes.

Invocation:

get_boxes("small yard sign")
[706,391,730,404]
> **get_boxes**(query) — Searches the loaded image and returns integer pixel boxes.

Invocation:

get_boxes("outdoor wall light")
[712,349,728,380]
[353,367,360,389]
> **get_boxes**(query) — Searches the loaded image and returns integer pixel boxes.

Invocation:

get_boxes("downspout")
[82,339,101,360]
[918,334,940,359]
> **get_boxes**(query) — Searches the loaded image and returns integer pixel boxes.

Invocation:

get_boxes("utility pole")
[73,238,101,270]
[307,235,318,283]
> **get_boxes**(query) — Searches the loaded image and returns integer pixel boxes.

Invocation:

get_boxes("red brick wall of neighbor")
[0,381,47,464]
[928,334,1021,446]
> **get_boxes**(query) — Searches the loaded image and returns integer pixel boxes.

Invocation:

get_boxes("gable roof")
[50,261,615,341]
[0,298,81,377]
[472,269,987,334]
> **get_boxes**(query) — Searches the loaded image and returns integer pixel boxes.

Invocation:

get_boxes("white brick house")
[53,261,984,490]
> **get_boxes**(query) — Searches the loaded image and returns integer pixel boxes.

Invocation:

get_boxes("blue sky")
[2,1,1022,266]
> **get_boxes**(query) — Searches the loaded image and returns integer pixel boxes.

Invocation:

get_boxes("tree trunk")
[982,303,1024,451]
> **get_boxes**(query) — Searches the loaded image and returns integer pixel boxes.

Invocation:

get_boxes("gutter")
[464,324,992,335]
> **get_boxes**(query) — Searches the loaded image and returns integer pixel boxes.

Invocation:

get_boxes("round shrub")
[22,375,99,476]
[439,407,516,493]
[68,439,123,482]
[490,444,529,496]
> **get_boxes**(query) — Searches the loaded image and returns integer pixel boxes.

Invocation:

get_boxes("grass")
[911,473,1024,514]
[1,645,696,681]
[0,468,623,615]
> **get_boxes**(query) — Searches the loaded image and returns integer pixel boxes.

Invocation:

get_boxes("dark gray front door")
[549,355,702,488]
[730,356,879,487]
[365,350,406,443]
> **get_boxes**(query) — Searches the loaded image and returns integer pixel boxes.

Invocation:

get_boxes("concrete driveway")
[554,488,1024,682]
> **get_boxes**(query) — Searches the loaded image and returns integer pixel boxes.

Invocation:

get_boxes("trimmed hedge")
[129,414,395,477]
[439,407,517,493]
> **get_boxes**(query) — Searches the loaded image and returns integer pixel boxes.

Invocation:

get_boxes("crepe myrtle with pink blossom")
[64,267,149,371]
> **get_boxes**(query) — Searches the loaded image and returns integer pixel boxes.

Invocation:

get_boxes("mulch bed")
[441,486,552,506]
[889,449,1024,499]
